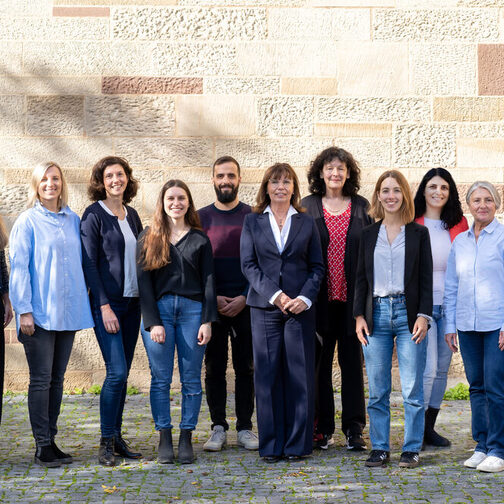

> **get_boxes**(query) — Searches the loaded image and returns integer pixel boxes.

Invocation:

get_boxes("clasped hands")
[273,292,307,315]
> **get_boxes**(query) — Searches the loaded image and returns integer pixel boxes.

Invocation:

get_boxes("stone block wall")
[2,0,501,390]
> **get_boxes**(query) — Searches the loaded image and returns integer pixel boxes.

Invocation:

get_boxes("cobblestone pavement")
[0,392,503,503]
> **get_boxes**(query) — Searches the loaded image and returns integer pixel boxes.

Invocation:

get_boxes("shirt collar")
[35,200,70,216]
[468,217,499,237]
[263,205,298,218]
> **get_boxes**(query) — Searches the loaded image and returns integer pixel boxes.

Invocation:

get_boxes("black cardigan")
[301,193,373,336]
[353,221,433,334]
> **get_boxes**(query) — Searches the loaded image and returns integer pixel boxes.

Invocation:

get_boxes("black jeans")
[19,325,75,446]
[315,300,366,436]
[204,307,254,431]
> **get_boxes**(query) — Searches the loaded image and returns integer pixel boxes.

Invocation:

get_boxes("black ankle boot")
[424,407,451,447]
[178,429,195,464]
[114,435,142,459]
[34,445,62,468]
[158,429,174,464]
[51,439,73,464]
[98,437,116,467]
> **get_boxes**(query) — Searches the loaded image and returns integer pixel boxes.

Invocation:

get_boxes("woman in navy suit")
[240,163,324,462]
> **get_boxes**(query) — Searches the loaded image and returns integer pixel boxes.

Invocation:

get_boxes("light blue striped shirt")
[443,218,504,334]
[9,202,94,332]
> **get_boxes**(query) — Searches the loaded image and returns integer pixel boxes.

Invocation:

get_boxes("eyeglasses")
[269,179,292,188]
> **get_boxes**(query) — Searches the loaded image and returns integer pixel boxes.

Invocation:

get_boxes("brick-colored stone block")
[258,97,314,137]
[314,123,392,137]
[176,96,255,137]
[27,96,84,136]
[373,8,499,41]
[337,42,408,97]
[112,7,266,41]
[434,97,504,121]
[317,97,430,123]
[281,78,338,95]
[0,96,24,135]
[102,76,202,94]
[394,125,456,168]
[457,138,504,168]
[85,96,175,136]
[0,77,101,95]
[411,43,476,96]
[478,44,504,95]
[53,6,110,16]
[205,77,280,95]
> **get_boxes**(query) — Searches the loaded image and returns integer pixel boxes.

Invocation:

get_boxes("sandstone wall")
[2,0,499,390]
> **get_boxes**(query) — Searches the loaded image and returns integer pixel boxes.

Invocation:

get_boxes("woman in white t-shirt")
[414,168,468,447]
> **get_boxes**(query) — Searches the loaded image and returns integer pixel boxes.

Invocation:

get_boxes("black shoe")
[263,455,281,463]
[399,451,420,468]
[158,429,174,464]
[51,440,73,464]
[114,435,142,459]
[314,434,335,450]
[365,450,390,467]
[286,455,303,461]
[346,431,366,451]
[424,407,451,447]
[98,437,116,467]
[34,445,62,468]
[178,429,195,464]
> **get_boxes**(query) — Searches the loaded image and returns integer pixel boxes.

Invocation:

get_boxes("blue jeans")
[141,294,205,431]
[362,296,426,453]
[459,329,504,458]
[423,305,452,409]
[92,297,141,438]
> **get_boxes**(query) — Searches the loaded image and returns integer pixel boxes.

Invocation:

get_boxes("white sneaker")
[237,430,259,450]
[477,455,504,473]
[464,451,487,468]
[203,426,227,451]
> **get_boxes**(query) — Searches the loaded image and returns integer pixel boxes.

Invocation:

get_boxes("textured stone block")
[154,43,236,76]
[457,123,504,138]
[176,96,255,137]
[27,96,84,136]
[317,98,430,122]
[478,44,504,95]
[205,77,279,94]
[333,138,390,168]
[0,77,101,95]
[258,97,314,137]
[53,7,109,16]
[0,96,24,135]
[434,97,504,121]
[396,0,458,5]
[457,0,504,5]
[0,184,28,214]
[0,43,23,75]
[309,0,393,5]
[85,96,175,136]
[268,8,370,40]
[178,0,304,4]
[0,0,51,16]
[112,7,266,41]
[393,125,456,168]
[236,42,338,77]
[55,0,176,3]
[315,123,392,137]
[411,43,476,95]
[457,139,504,168]
[116,138,213,168]
[336,42,408,96]
[373,9,499,41]
[281,78,338,95]
[102,76,202,94]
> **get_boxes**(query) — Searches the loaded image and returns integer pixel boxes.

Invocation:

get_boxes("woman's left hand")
[198,323,212,345]
[411,316,428,344]
[284,297,308,315]
[499,331,504,351]
[2,294,13,327]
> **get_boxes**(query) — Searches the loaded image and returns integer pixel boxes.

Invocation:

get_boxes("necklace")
[171,226,189,243]
[272,209,288,229]
[323,197,349,215]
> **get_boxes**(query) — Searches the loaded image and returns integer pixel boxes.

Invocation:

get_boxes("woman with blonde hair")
[354,170,432,468]
[9,161,93,467]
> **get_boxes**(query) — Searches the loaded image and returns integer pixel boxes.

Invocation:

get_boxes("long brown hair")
[253,163,304,214]
[139,180,201,271]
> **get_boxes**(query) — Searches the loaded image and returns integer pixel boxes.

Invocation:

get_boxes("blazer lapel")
[257,213,278,251]
[283,213,303,253]
[404,223,417,286]
[365,222,381,285]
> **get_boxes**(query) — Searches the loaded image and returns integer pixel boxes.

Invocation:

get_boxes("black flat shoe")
[263,455,281,463]
[114,436,142,459]
[51,440,73,464]
[34,445,62,468]
[286,455,302,461]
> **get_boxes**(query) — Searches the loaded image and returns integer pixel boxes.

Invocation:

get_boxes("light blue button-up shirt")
[9,202,94,332]
[443,218,504,334]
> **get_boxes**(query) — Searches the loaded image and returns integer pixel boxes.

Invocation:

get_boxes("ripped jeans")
[141,294,205,431]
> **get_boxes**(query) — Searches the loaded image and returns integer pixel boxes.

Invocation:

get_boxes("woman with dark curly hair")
[414,168,468,448]
[80,156,143,467]
[301,147,372,451]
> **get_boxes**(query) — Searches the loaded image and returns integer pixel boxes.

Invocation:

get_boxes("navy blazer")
[80,201,143,306]
[240,211,325,309]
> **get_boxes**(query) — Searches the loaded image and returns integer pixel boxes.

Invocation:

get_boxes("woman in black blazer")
[354,170,432,469]
[240,163,324,462]
[302,146,372,451]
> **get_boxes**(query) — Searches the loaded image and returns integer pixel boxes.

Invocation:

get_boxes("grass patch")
[444,383,470,401]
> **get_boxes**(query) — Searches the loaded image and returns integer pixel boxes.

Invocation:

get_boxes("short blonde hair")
[466,181,501,209]
[27,161,68,209]
[370,170,415,224]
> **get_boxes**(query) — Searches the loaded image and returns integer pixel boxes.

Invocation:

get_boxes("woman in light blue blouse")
[9,162,93,468]
[444,181,504,473]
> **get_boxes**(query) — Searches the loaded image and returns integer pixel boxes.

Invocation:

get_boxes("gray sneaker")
[237,430,259,450]
[203,426,227,452]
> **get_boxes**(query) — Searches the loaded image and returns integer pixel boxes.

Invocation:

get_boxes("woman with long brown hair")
[137,179,217,465]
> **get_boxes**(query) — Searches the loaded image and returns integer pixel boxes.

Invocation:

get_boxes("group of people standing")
[0,147,502,473]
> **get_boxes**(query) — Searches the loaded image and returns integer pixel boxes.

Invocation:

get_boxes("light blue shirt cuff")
[417,313,433,323]
[298,296,312,310]
[445,323,456,334]
[269,290,282,306]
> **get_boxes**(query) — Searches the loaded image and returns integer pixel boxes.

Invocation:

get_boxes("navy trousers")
[250,306,315,457]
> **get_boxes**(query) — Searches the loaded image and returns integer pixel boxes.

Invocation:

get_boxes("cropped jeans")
[142,294,205,431]
[362,296,426,453]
